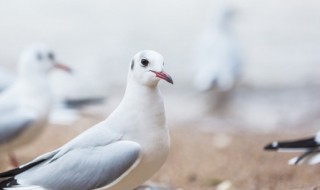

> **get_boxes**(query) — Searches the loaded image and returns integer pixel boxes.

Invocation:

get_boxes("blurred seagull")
[0,44,71,166]
[0,68,15,92]
[264,131,320,165]
[193,6,242,92]
[0,50,173,190]
[193,6,242,113]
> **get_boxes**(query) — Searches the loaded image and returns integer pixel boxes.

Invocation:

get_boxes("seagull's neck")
[19,71,48,82]
[16,75,52,114]
[122,78,163,107]
[17,75,50,92]
[112,76,166,135]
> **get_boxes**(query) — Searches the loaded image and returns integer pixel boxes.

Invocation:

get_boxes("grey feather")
[16,141,141,190]
[48,123,122,162]
[0,110,36,144]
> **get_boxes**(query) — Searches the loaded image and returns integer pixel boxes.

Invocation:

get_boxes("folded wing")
[2,141,141,190]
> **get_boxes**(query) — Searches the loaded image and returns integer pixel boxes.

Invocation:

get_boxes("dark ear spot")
[131,59,134,70]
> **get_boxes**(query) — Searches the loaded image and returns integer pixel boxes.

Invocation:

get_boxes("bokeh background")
[1,0,320,189]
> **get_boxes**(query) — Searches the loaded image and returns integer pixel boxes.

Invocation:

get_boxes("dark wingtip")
[0,159,46,178]
[265,136,318,150]
[0,178,18,189]
[63,97,105,109]
[264,142,278,150]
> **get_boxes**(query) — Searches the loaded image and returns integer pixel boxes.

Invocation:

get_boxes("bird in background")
[0,50,173,190]
[0,50,103,126]
[0,44,71,167]
[193,6,242,92]
[264,131,320,165]
[193,6,242,112]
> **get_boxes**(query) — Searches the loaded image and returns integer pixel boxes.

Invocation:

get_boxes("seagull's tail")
[0,177,18,189]
[264,136,318,151]
[63,97,105,109]
[2,185,43,190]
[0,159,47,190]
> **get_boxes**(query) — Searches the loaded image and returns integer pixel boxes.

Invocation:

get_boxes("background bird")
[264,131,320,165]
[0,50,173,190]
[193,6,242,113]
[0,52,104,126]
[0,44,71,167]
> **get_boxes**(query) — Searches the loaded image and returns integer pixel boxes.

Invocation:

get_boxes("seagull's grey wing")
[0,109,37,144]
[16,141,141,190]
[0,85,20,114]
[0,149,59,189]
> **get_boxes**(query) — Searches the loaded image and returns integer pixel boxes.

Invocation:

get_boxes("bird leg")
[294,148,319,165]
[8,153,19,167]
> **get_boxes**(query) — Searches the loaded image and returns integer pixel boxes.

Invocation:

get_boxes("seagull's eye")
[141,59,149,67]
[48,52,55,60]
[37,53,43,60]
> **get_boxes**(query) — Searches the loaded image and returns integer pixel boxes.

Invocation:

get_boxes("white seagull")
[0,44,71,166]
[193,6,242,92]
[0,50,173,190]
[264,131,320,165]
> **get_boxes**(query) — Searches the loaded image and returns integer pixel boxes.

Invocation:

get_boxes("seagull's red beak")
[54,62,72,73]
[150,70,173,84]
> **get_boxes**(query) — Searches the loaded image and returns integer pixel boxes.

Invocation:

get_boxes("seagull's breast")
[106,96,170,190]
[108,126,169,190]
[122,105,170,169]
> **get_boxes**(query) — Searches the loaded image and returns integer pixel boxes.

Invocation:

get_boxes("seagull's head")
[130,50,173,87]
[18,44,72,77]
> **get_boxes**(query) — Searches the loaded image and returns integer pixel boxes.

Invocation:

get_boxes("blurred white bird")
[49,58,108,125]
[193,6,242,92]
[193,6,242,113]
[0,50,173,190]
[0,44,71,166]
[0,57,105,126]
[0,68,15,92]
[264,131,320,165]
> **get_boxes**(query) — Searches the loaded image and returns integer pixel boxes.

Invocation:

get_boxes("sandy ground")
[1,115,320,190]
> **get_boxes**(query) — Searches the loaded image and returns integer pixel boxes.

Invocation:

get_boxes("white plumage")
[0,44,71,166]
[193,6,242,92]
[0,50,173,190]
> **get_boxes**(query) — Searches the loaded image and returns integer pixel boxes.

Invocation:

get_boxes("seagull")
[0,50,173,190]
[193,6,242,92]
[0,44,71,166]
[264,131,320,165]
[192,6,242,113]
